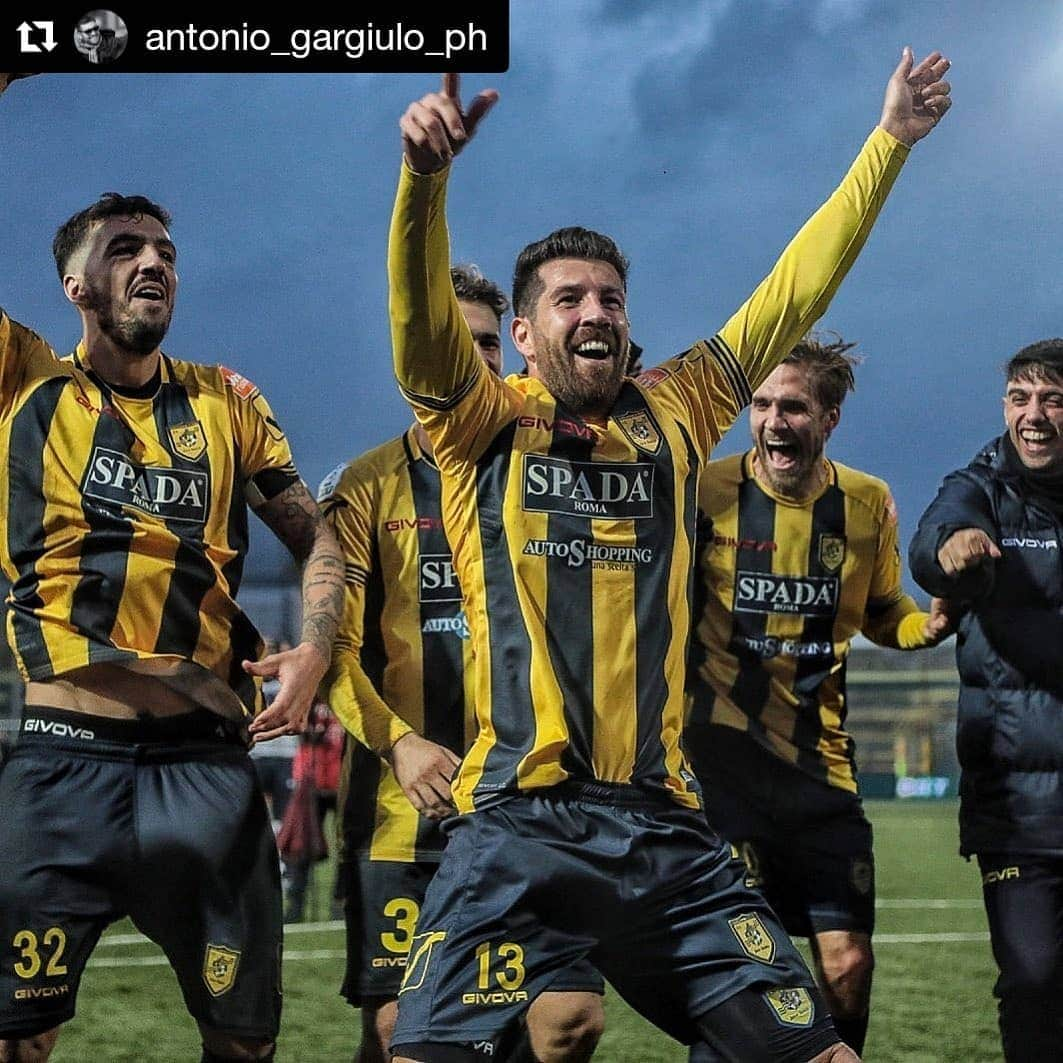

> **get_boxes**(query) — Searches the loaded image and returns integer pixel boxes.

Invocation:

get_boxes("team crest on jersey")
[729,913,776,964]
[764,987,814,1027]
[168,421,206,461]
[202,944,240,996]
[818,534,846,572]
[615,410,662,455]
[399,931,446,994]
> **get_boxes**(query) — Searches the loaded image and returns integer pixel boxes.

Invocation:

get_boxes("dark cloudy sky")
[2,0,1059,591]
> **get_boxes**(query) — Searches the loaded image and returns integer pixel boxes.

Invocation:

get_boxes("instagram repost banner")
[1,4,508,72]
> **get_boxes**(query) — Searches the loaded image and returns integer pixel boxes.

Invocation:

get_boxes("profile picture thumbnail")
[74,10,128,64]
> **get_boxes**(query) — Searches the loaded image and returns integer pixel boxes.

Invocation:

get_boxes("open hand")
[879,48,951,146]
[245,642,330,742]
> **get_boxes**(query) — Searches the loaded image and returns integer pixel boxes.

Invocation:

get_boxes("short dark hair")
[450,264,508,322]
[782,331,860,410]
[53,193,171,279]
[1004,338,1063,386]
[511,227,629,318]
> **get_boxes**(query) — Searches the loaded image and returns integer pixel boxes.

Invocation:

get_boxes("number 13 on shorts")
[475,940,525,990]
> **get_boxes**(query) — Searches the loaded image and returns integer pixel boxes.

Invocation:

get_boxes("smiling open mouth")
[573,339,613,360]
[1019,428,1057,449]
[131,284,166,302]
[764,439,800,467]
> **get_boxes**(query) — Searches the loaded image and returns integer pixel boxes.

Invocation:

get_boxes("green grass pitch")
[47,800,1001,1061]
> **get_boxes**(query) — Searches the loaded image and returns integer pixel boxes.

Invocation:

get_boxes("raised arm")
[0,75,53,412]
[878,47,953,148]
[389,75,499,407]
[717,48,952,394]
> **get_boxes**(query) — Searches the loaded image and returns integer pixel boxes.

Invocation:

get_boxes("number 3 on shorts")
[381,896,421,954]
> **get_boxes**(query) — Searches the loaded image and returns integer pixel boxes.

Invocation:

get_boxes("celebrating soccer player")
[0,74,344,1063]
[320,266,604,1063]
[683,335,954,1060]
[386,51,950,1063]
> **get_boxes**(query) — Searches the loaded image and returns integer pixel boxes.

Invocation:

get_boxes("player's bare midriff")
[26,663,204,719]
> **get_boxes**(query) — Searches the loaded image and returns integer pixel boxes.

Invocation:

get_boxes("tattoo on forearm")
[263,481,319,558]
[258,479,344,659]
[301,528,345,660]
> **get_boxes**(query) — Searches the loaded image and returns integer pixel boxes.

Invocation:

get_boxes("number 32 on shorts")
[11,927,69,979]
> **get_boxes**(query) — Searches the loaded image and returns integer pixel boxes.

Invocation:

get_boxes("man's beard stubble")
[533,331,628,417]
[87,284,170,356]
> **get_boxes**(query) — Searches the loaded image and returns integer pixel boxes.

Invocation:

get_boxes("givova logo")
[23,718,96,740]
[1001,537,1058,549]
[83,447,208,524]
[734,572,839,617]
[419,554,461,602]
[522,455,654,519]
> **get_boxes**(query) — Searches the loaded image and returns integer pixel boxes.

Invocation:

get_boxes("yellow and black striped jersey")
[687,451,930,792]
[319,428,474,862]
[388,126,909,814]
[0,311,300,719]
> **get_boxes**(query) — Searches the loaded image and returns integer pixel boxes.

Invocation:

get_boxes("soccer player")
[320,266,605,1063]
[387,53,950,1063]
[683,336,954,1060]
[909,339,1063,1061]
[0,75,344,1063]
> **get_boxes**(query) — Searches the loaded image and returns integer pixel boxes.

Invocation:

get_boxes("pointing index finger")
[442,72,460,101]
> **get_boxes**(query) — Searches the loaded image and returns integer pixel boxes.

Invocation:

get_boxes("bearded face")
[69,213,177,358]
[516,258,630,419]
[83,274,172,355]
[750,364,838,499]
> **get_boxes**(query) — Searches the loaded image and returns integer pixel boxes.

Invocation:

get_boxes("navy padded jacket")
[910,435,1063,856]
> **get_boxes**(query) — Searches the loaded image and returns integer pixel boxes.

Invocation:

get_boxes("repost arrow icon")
[17,21,41,53]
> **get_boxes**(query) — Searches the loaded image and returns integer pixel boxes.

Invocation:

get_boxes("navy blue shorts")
[687,725,875,937]
[0,708,282,1041]
[341,855,603,1005]
[391,783,824,1051]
